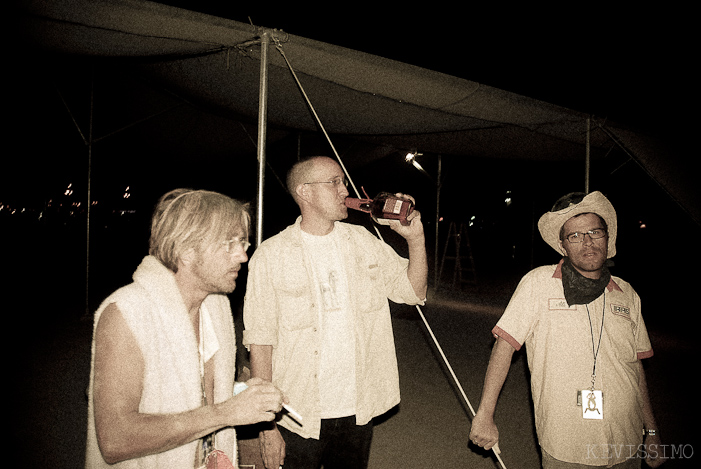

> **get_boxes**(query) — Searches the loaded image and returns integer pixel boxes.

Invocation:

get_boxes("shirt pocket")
[276,276,316,331]
[608,312,637,363]
[353,259,386,314]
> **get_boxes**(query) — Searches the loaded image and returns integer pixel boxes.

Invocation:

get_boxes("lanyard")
[585,292,605,391]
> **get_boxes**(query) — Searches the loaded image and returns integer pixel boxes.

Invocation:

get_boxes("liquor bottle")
[344,191,414,226]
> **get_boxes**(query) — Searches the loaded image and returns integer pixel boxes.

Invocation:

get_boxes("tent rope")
[273,38,507,469]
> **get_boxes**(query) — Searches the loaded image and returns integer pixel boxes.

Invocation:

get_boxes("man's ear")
[295,183,308,203]
[180,247,196,267]
[558,240,568,257]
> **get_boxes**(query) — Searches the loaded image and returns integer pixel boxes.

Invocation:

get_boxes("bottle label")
[383,198,404,215]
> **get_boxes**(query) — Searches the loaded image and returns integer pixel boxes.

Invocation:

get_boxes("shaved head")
[287,156,330,204]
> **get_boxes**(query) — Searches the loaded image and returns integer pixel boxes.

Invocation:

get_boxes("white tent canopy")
[12,0,697,224]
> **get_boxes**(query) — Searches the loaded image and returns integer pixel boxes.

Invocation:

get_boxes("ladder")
[438,222,477,290]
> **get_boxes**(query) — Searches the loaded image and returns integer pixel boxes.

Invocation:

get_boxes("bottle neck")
[344,197,372,213]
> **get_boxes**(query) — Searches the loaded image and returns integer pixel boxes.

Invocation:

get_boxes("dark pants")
[278,416,373,469]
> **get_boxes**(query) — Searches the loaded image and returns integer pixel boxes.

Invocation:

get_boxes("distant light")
[404,152,426,173]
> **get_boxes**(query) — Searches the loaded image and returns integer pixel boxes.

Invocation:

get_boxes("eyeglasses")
[303,176,349,188]
[222,237,251,253]
[564,229,607,244]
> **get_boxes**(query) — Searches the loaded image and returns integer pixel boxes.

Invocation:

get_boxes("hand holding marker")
[234,382,303,425]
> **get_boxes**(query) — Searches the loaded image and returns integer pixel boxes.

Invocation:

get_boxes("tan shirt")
[493,260,653,466]
[243,218,424,439]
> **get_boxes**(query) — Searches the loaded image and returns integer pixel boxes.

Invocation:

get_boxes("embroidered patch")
[549,298,576,310]
[611,304,631,319]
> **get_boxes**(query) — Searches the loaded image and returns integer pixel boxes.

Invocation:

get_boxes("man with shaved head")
[244,156,428,468]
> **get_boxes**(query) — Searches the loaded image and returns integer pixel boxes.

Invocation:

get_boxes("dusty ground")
[13,286,695,468]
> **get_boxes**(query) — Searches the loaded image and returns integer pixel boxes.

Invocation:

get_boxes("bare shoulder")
[94,303,143,381]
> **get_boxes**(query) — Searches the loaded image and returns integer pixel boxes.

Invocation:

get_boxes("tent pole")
[434,155,442,287]
[85,67,95,317]
[585,117,591,194]
[255,31,270,247]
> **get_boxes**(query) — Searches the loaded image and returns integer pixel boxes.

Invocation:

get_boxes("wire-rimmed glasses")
[222,237,251,253]
[303,176,349,188]
[564,229,607,244]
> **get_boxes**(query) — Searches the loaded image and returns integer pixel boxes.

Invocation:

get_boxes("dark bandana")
[561,257,611,306]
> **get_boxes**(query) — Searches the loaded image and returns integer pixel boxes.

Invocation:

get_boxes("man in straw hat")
[469,191,664,468]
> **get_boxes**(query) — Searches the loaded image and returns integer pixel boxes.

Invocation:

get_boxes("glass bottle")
[344,192,414,226]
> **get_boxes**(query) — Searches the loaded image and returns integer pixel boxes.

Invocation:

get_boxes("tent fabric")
[14,0,697,223]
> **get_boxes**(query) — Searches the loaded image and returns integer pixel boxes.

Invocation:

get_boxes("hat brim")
[537,191,617,258]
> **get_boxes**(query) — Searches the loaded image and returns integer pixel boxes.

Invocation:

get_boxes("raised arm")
[389,194,428,299]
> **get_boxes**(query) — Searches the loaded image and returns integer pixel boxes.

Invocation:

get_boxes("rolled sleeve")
[242,249,280,349]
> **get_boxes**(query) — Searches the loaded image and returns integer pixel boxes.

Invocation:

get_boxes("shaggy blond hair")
[149,189,250,272]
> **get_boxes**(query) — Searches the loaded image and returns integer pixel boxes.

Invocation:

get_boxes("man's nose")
[229,245,249,263]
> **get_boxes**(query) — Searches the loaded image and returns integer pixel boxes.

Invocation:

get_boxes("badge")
[581,389,603,419]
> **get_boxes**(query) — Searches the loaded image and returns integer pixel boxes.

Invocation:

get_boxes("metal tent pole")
[585,117,591,194]
[255,31,270,247]
[85,68,94,317]
[434,155,442,288]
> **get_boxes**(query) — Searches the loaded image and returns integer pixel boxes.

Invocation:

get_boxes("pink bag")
[205,449,236,469]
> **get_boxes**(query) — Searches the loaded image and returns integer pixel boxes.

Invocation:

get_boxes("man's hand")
[469,409,500,451]
[644,433,665,468]
[259,424,285,469]
[387,193,424,242]
[218,377,284,427]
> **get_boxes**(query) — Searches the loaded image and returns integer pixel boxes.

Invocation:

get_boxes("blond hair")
[149,189,250,272]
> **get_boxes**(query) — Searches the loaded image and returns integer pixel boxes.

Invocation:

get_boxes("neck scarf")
[561,257,611,306]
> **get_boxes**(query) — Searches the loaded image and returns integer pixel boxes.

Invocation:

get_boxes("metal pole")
[434,155,442,288]
[585,117,591,194]
[255,31,270,247]
[85,67,94,316]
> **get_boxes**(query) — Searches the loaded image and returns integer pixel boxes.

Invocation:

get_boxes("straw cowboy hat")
[537,191,618,258]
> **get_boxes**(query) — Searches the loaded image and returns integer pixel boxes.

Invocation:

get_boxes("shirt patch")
[549,298,576,310]
[611,304,631,319]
